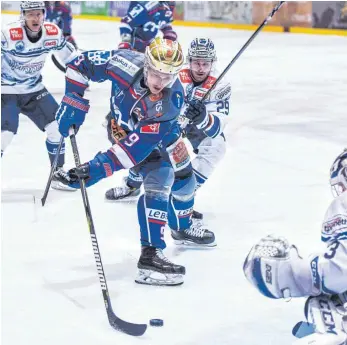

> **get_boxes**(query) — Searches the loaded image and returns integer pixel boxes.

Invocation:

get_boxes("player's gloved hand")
[63,151,121,189]
[118,41,132,50]
[185,99,210,130]
[161,25,177,41]
[55,92,90,137]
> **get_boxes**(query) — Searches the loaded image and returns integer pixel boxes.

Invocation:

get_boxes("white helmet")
[20,1,46,20]
[330,148,347,197]
[187,37,217,62]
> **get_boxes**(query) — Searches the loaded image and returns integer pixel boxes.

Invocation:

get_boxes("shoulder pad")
[108,50,144,82]
[201,75,217,90]
[43,23,59,36]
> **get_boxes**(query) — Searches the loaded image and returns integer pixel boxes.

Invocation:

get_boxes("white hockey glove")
[243,235,317,298]
[292,294,347,345]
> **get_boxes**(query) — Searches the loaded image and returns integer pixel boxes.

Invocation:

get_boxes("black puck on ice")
[149,319,164,327]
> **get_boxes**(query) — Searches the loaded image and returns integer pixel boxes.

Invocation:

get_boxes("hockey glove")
[185,99,210,130]
[64,151,121,189]
[161,25,177,41]
[56,92,90,137]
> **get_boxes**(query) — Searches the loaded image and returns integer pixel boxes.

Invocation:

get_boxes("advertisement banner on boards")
[81,1,109,16]
[184,1,252,24]
[252,1,312,28]
[312,1,347,29]
[109,1,130,18]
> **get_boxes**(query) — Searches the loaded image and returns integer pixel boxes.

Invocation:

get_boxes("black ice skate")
[51,167,76,192]
[192,210,203,220]
[171,219,216,247]
[105,177,141,201]
[135,246,185,286]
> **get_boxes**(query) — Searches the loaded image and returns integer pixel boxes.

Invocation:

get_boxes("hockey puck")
[149,319,164,327]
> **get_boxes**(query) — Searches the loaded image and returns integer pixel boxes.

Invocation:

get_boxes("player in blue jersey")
[1,1,77,190]
[118,1,177,52]
[45,1,77,48]
[54,38,216,286]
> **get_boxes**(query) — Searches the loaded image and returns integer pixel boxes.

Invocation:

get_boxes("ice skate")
[105,177,141,201]
[171,219,216,247]
[51,167,76,192]
[135,247,185,286]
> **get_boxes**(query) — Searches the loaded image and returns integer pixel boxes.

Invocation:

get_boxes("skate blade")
[104,196,139,204]
[51,181,77,192]
[135,269,184,286]
[173,239,217,248]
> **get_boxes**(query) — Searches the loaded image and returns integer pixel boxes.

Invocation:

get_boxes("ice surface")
[1,14,347,345]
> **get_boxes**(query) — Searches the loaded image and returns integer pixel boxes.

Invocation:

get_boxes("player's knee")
[1,130,14,153]
[172,176,196,202]
[45,121,60,143]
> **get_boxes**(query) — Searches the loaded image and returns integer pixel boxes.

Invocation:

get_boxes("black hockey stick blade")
[109,314,147,336]
[51,54,66,73]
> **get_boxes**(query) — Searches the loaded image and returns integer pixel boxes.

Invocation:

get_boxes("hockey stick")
[68,127,147,336]
[51,54,66,73]
[202,1,285,102]
[41,136,64,206]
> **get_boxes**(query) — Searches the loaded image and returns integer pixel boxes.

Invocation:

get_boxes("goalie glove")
[243,235,318,299]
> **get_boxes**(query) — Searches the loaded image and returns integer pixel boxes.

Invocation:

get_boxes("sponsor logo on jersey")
[149,92,162,102]
[110,55,140,77]
[179,69,192,84]
[44,39,58,48]
[323,216,347,234]
[202,75,216,89]
[140,123,160,134]
[216,85,231,100]
[9,28,23,41]
[193,88,205,100]
[15,40,25,51]
[172,140,189,166]
[44,23,58,36]
[172,91,183,109]
[8,59,44,73]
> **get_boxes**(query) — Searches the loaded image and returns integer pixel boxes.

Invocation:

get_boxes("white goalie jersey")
[1,21,77,94]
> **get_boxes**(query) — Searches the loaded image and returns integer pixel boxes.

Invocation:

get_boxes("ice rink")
[1,14,347,345]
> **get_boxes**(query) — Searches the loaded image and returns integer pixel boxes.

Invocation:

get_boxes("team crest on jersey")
[15,41,25,51]
[9,28,23,41]
[44,24,58,35]
[44,39,58,48]
[140,123,160,134]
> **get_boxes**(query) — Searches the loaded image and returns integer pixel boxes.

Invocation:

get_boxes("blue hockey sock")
[46,139,65,167]
[137,194,167,249]
[168,195,194,231]
[127,168,143,189]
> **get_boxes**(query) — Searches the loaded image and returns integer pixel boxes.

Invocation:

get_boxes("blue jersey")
[120,1,175,51]
[45,1,72,36]
[65,49,186,170]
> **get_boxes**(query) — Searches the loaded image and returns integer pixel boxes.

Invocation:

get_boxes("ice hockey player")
[1,1,77,190]
[243,149,347,345]
[54,38,216,286]
[106,37,232,221]
[45,2,77,48]
[119,1,177,52]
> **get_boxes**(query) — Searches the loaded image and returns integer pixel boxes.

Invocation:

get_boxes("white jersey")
[315,192,347,294]
[1,21,77,94]
[178,66,231,137]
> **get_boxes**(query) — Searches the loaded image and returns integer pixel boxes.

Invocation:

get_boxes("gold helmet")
[145,37,184,75]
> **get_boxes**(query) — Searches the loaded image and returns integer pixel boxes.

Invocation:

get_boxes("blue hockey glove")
[55,92,90,137]
[185,99,210,130]
[59,151,121,189]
